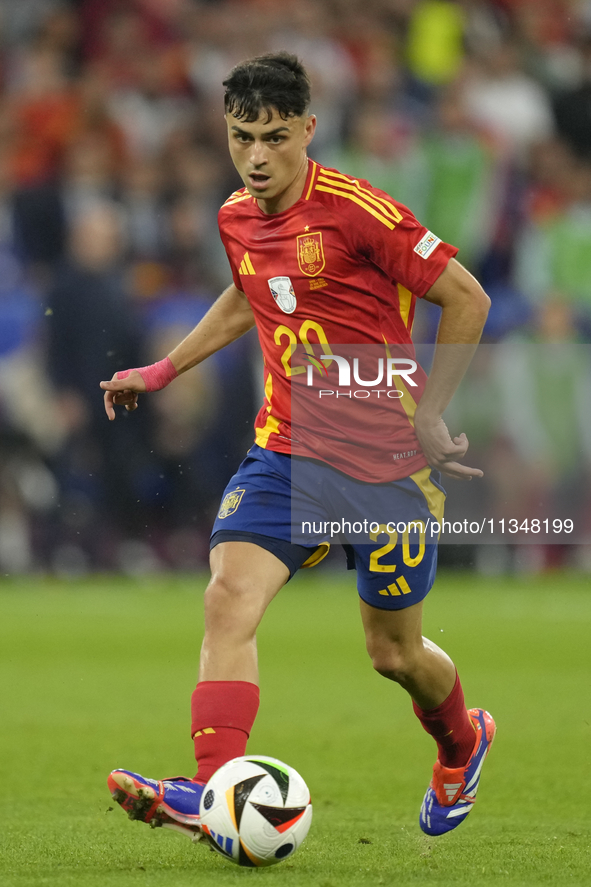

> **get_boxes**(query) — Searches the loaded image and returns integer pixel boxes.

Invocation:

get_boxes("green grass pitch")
[1,570,589,886]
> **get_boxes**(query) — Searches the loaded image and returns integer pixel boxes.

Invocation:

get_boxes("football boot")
[108,769,205,840]
[419,707,496,836]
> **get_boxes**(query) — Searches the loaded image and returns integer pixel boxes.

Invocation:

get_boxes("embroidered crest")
[218,488,245,519]
[297,231,325,277]
[268,276,297,314]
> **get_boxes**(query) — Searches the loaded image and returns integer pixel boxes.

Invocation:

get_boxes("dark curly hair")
[223,52,311,122]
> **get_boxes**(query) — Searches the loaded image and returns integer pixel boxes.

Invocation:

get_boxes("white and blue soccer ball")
[199,756,312,867]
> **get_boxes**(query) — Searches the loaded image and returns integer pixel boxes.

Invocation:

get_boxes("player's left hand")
[414,411,483,480]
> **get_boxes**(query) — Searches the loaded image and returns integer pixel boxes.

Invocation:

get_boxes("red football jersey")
[218,160,458,482]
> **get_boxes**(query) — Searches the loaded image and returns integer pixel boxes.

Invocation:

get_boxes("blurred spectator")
[322,100,429,220]
[82,4,179,89]
[0,0,65,50]
[520,138,573,224]
[45,200,151,567]
[270,0,357,154]
[107,50,191,160]
[0,248,64,455]
[164,142,230,289]
[60,129,120,218]
[0,147,63,572]
[337,11,401,107]
[514,157,591,331]
[139,293,256,568]
[406,0,466,87]
[121,157,167,261]
[553,35,591,161]
[490,332,591,568]
[461,38,554,160]
[185,2,273,108]
[421,86,502,271]
[4,42,79,186]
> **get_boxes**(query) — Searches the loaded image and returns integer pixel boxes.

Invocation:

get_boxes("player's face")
[226,108,316,214]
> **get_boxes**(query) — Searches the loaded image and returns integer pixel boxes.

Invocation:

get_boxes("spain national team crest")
[297,231,325,277]
[218,488,245,519]
[268,276,297,314]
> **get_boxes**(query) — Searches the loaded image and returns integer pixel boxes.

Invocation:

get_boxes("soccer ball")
[199,756,312,867]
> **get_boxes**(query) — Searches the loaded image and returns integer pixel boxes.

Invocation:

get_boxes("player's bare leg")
[199,541,290,683]
[360,598,455,709]
[108,542,288,836]
[190,542,289,785]
[360,598,495,835]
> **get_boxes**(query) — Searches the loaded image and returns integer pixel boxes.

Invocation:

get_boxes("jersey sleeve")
[349,184,458,297]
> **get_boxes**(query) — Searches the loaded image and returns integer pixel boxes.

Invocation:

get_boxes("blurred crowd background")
[1,0,591,576]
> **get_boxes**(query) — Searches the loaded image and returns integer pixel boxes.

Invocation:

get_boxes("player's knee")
[366,637,418,684]
[203,573,262,635]
[204,572,250,613]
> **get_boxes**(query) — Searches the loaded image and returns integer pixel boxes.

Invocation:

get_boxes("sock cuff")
[412,671,461,718]
[191,680,260,737]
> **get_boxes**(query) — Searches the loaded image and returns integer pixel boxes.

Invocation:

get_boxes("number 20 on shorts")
[369,522,426,572]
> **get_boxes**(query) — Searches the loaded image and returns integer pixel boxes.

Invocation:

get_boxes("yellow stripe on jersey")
[263,368,272,405]
[223,188,244,203]
[397,284,412,328]
[409,466,445,525]
[223,190,252,207]
[318,169,403,224]
[239,252,256,275]
[222,189,245,204]
[382,337,418,425]
[319,169,403,223]
[224,194,252,207]
[255,371,282,448]
[305,161,319,200]
[315,184,396,230]
[255,414,282,448]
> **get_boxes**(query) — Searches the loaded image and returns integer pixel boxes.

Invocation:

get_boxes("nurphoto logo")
[304,354,417,399]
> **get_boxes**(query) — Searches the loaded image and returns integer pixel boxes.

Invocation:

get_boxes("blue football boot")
[419,708,496,836]
[108,769,205,839]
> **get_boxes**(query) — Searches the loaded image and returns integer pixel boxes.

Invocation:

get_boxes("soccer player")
[101,53,495,841]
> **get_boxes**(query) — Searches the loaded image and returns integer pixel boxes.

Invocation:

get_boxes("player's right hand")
[414,411,483,480]
[100,370,147,421]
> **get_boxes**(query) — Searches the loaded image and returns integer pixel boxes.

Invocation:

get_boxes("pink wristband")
[116,356,178,392]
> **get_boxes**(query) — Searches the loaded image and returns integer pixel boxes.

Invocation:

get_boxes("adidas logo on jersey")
[239,252,256,275]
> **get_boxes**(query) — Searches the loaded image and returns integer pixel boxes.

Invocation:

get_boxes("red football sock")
[191,680,260,784]
[412,673,476,769]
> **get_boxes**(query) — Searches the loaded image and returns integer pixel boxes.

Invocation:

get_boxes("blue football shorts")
[210,444,445,611]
